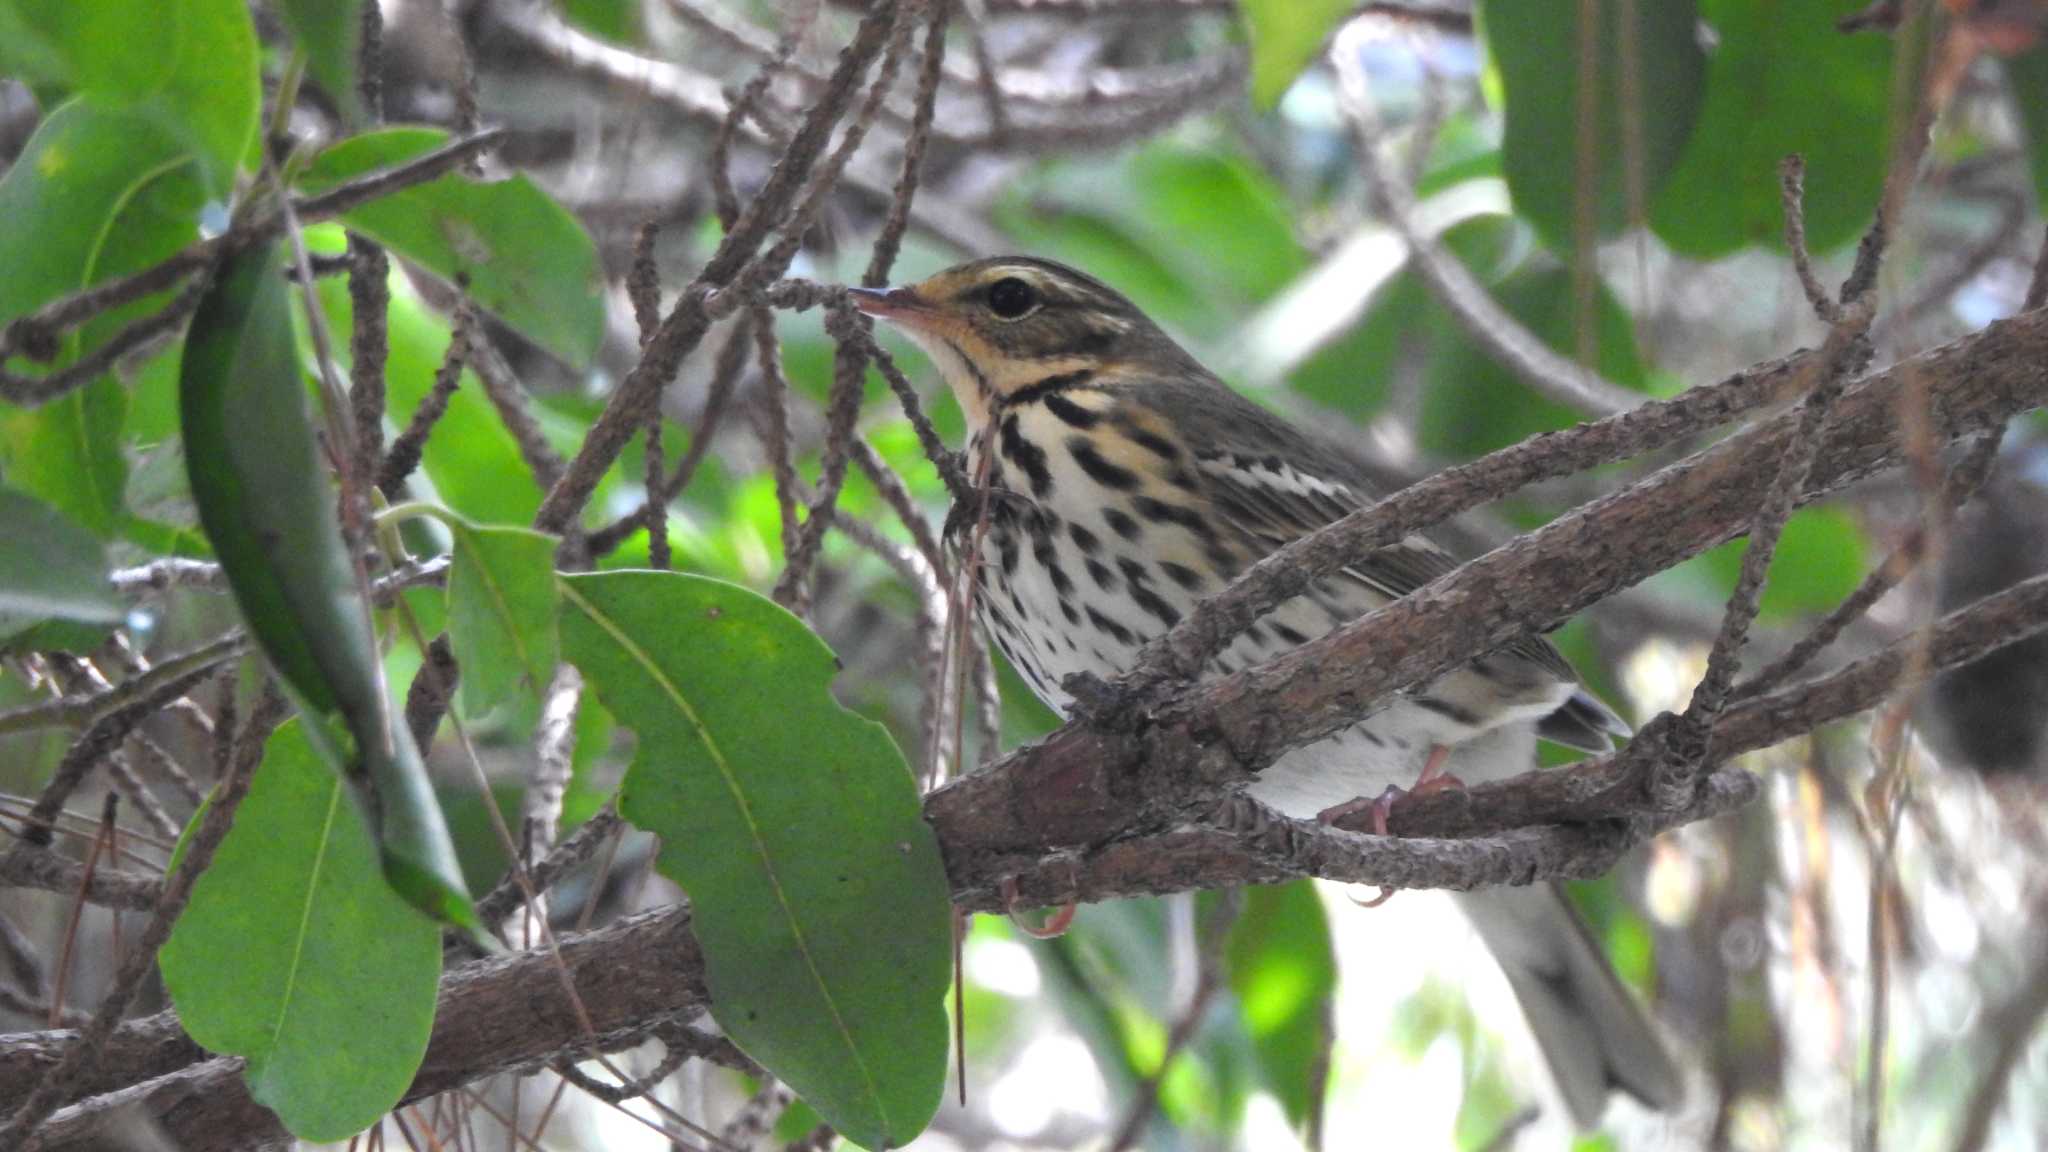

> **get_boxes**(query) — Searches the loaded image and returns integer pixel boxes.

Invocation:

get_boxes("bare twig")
[378,303,474,497]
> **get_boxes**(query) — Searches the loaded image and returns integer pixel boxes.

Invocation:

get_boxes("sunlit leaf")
[1224,882,1336,1130]
[1648,0,1897,256]
[1242,0,1351,108]
[0,0,259,193]
[1700,504,1869,621]
[179,239,475,931]
[559,571,952,1150]
[1480,0,1707,248]
[160,719,441,1142]
[296,128,607,369]
[0,487,120,641]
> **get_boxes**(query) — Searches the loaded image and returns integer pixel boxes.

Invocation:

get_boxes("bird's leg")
[1001,874,1077,939]
[1317,743,1468,908]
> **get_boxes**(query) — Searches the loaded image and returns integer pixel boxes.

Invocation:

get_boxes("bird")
[848,255,1683,1127]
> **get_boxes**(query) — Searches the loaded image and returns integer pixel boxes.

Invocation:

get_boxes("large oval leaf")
[0,100,203,538]
[1648,0,1897,257]
[161,718,441,1142]
[295,128,606,369]
[1242,0,1351,109]
[0,0,258,193]
[444,519,560,715]
[1481,0,1707,249]
[179,240,475,931]
[559,571,951,1150]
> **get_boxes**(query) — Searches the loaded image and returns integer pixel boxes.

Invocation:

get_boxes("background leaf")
[1224,882,1336,1130]
[179,239,474,931]
[0,487,120,640]
[445,519,560,715]
[560,571,952,1150]
[161,718,442,1143]
[1648,0,1897,256]
[280,0,365,125]
[0,0,259,193]
[295,128,607,369]
[1481,0,1707,248]
[1242,0,1352,109]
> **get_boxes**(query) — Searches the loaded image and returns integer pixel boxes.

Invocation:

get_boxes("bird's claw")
[1001,874,1076,938]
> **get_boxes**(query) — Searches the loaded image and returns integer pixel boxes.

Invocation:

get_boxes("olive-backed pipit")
[851,256,1682,1126]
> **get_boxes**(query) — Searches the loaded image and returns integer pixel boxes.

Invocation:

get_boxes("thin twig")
[378,303,475,497]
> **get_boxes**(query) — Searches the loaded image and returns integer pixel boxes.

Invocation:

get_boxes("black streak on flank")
[1132,494,1214,541]
[1159,561,1204,592]
[1084,557,1118,590]
[1068,436,1140,490]
[1120,420,1181,462]
[1117,558,1183,626]
[1068,522,1101,555]
[1085,606,1136,646]
[1103,507,1142,541]
[1000,414,1053,497]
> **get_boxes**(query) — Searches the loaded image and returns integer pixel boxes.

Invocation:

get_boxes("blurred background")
[6,0,2048,1149]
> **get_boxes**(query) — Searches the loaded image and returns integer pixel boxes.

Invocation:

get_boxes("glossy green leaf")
[0,487,120,640]
[161,719,441,1142]
[1648,0,1897,256]
[1243,0,1351,108]
[0,101,204,539]
[559,571,951,1150]
[295,128,607,368]
[2008,52,2048,204]
[0,0,259,193]
[1225,882,1336,1130]
[1481,0,1707,248]
[445,520,560,715]
[561,0,639,41]
[280,0,365,125]
[179,239,475,931]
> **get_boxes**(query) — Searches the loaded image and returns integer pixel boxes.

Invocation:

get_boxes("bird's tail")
[1452,883,1683,1127]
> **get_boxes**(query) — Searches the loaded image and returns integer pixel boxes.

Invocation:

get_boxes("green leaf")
[1480,0,1707,248]
[1700,504,1869,621]
[2007,52,2048,204]
[280,0,365,125]
[1648,0,1897,257]
[0,487,120,640]
[1224,882,1336,1130]
[559,571,951,1150]
[0,0,259,193]
[295,128,607,368]
[445,520,560,715]
[560,0,640,41]
[0,101,205,539]
[179,239,475,931]
[1242,0,1351,109]
[161,718,441,1143]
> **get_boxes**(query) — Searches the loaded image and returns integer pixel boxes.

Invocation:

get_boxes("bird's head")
[849,256,1194,426]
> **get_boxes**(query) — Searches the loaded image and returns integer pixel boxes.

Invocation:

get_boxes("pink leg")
[1001,875,1077,938]
[1317,744,1467,908]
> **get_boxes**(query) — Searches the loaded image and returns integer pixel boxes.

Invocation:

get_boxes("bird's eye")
[985,277,1038,320]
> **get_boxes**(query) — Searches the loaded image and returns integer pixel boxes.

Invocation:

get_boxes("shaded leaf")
[1243,0,1351,108]
[445,520,560,715]
[161,718,441,1142]
[296,128,607,368]
[1481,0,1707,248]
[179,239,475,931]
[1224,882,1335,1130]
[2007,51,2048,203]
[559,571,951,1150]
[0,101,204,539]
[280,0,365,126]
[0,0,259,193]
[0,487,120,640]
[1648,0,1897,256]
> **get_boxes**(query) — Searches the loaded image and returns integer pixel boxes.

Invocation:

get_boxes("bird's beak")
[847,285,928,326]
